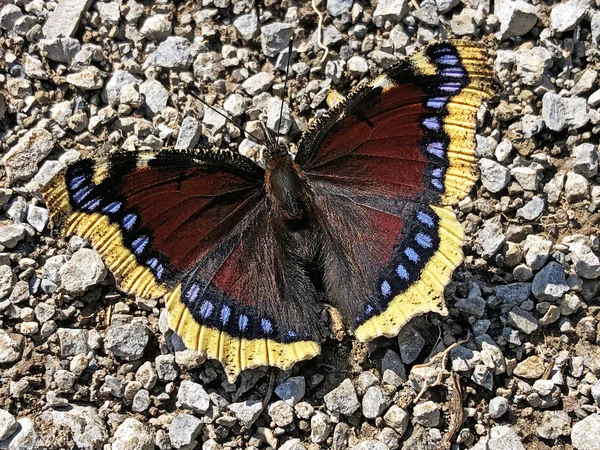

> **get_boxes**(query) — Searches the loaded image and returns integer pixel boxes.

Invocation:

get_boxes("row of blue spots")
[430,167,444,190]
[378,208,437,305]
[70,175,87,190]
[146,257,164,280]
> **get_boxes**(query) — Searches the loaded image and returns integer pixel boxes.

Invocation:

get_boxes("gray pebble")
[413,401,440,427]
[57,328,89,358]
[362,386,392,419]
[135,361,157,390]
[177,380,211,414]
[373,0,409,27]
[268,400,294,427]
[112,418,154,450]
[0,224,26,249]
[569,242,600,279]
[228,399,263,427]
[242,72,275,96]
[145,36,193,69]
[3,129,55,182]
[26,205,49,233]
[542,93,589,132]
[0,266,15,300]
[478,219,505,258]
[275,376,305,406]
[496,0,538,39]
[104,70,142,105]
[260,22,294,58]
[572,143,598,178]
[42,0,92,39]
[175,117,202,150]
[381,349,406,386]
[39,37,81,63]
[489,396,509,419]
[132,389,151,412]
[140,79,169,115]
[571,413,600,450]
[0,409,18,441]
[532,261,569,301]
[397,326,425,364]
[0,4,23,32]
[59,248,107,294]
[480,158,510,193]
[233,14,258,40]
[155,354,178,381]
[516,197,544,221]
[473,425,525,450]
[223,94,246,118]
[324,378,360,416]
[105,322,149,361]
[507,306,538,334]
[523,235,552,270]
[550,0,585,32]
[169,413,203,450]
[310,411,333,443]
[139,15,172,41]
[383,405,409,436]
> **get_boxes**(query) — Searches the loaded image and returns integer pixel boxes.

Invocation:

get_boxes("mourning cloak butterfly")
[43,41,497,382]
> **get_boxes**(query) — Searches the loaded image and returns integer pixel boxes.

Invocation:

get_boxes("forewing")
[297,41,497,206]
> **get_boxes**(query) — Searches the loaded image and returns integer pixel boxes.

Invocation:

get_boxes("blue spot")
[427,97,448,109]
[156,265,164,279]
[200,300,213,318]
[186,283,200,303]
[432,179,443,189]
[396,264,409,280]
[432,168,443,178]
[417,211,434,227]
[238,314,248,331]
[433,45,452,55]
[220,305,231,325]
[440,82,462,94]
[132,236,149,255]
[438,54,459,66]
[426,142,445,158]
[73,185,92,204]
[147,258,158,269]
[103,201,122,214]
[261,318,273,334]
[69,175,86,190]
[287,330,297,338]
[416,233,432,248]
[442,67,464,78]
[405,247,420,263]
[422,117,441,131]
[82,198,100,211]
[365,304,374,315]
[123,213,137,231]
[381,280,392,297]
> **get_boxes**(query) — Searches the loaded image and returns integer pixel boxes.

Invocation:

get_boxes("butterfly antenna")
[185,88,265,145]
[276,39,294,138]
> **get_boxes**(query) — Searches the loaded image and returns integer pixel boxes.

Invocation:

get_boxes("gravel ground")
[1,0,600,449]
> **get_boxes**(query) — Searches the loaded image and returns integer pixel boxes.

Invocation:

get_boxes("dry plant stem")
[311,0,329,63]
[437,372,464,450]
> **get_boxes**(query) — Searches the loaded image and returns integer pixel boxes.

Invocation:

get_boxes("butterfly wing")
[43,149,321,381]
[298,41,496,341]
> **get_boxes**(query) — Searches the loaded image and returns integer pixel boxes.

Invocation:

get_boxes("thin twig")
[311,0,329,63]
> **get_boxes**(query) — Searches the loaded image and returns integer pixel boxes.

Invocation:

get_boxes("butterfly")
[43,41,496,382]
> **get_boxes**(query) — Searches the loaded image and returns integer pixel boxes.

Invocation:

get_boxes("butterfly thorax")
[265,153,308,223]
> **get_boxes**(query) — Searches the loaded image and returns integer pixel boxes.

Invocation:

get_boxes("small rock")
[537,410,570,440]
[132,389,151,412]
[381,349,407,386]
[565,172,589,202]
[175,117,202,149]
[112,418,154,450]
[228,399,263,427]
[135,362,157,390]
[57,328,89,357]
[513,355,545,379]
[572,143,598,178]
[347,56,369,76]
[475,425,525,450]
[233,13,258,40]
[140,80,169,115]
[268,400,294,427]
[550,0,585,33]
[177,380,211,414]
[105,322,149,361]
[145,36,193,69]
[242,72,275,96]
[310,411,332,443]
[570,242,600,279]
[0,5,23,31]
[0,409,18,441]
[542,93,589,132]
[275,376,305,406]
[39,37,81,63]
[524,235,552,271]
[66,66,103,90]
[480,158,511,193]
[4,418,45,450]
[327,0,353,16]
[373,0,409,27]
[572,413,600,450]
[139,14,172,40]
[516,197,544,221]
[155,354,178,381]
[413,401,440,427]
[507,306,538,334]
[59,248,107,294]
[352,441,388,450]
[496,0,538,40]
[362,386,392,419]
[169,413,203,450]
[489,397,509,419]
[43,0,93,38]
[260,22,294,58]
[384,405,409,436]
[104,70,142,105]
[0,224,26,249]
[223,94,246,118]
[324,378,360,416]
[26,205,49,233]
[532,262,569,301]
[3,128,55,182]
[397,326,425,364]
[479,219,505,258]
